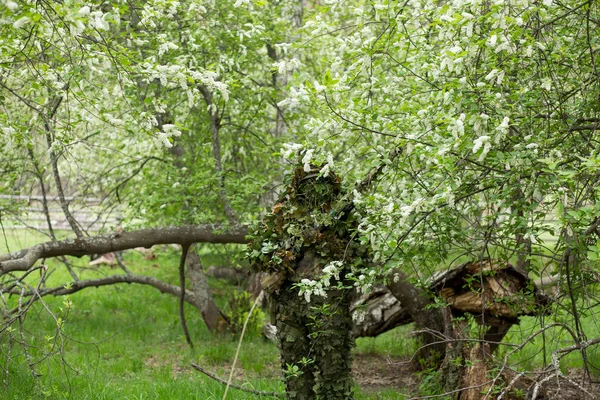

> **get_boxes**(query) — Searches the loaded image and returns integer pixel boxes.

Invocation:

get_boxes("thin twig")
[223,291,265,399]
[191,362,282,398]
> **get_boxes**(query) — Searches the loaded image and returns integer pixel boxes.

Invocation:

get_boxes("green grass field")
[1,229,599,399]
[1,230,416,399]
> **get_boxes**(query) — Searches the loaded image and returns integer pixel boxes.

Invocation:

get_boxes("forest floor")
[2,229,600,399]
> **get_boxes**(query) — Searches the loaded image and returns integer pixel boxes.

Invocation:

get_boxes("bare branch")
[0,225,249,274]
[11,273,198,301]
[198,84,239,224]
[178,244,193,348]
[191,363,283,398]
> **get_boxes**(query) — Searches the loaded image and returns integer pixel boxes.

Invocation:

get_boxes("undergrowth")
[1,230,599,399]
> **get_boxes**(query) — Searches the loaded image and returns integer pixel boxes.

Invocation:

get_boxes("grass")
[2,229,600,399]
[0,229,415,399]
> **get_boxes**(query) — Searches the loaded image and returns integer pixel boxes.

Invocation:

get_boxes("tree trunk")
[273,251,354,400]
[387,270,446,366]
[350,287,412,338]
[275,283,354,400]
[460,343,491,400]
[186,246,229,333]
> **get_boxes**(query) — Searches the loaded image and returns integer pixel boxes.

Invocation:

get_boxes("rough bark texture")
[186,247,229,333]
[460,344,491,400]
[274,265,355,400]
[350,287,412,338]
[263,287,414,342]
[387,269,446,365]
[440,312,466,395]
[0,224,249,274]
[432,261,551,398]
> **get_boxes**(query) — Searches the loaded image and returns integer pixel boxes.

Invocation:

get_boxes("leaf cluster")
[247,165,359,275]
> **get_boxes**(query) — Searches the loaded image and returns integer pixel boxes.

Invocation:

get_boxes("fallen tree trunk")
[387,269,446,364]
[206,265,248,284]
[350,287,412,338]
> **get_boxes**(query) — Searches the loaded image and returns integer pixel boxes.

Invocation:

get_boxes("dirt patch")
[145,348,600,399]
[352,354,418,394]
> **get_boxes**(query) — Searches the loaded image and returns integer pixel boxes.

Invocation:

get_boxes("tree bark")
[350,287,413,338]
[186,247,229,333]
[275,279,354,399]
[0,224,248,274]
[387,269,446,365]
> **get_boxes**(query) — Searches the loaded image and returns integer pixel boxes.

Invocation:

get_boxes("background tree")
[2,0,600,398]
[283,0,600,390]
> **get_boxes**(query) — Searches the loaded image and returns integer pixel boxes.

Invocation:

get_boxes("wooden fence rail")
[0,195,121,232]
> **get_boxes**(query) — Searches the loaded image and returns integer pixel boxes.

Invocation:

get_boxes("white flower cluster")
[319,153,335,177]
[296,261,343,303]
[155,124,181,148]
[157,34,179,56]
[472,135,490,161]
[272,58,301,75]
[3,0,18,11]
[297,279,326,303]
[282,143,303,159]
[277,86,309,110]
[139,65,229,107]
[141,0,180,27]
[302,149,314,172]
[348,269,376,294]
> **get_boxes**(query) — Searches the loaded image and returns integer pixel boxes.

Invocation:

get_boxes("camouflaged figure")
[249,165,367,400]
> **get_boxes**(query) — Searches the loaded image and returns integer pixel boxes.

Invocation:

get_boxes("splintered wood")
[431,260,548,322]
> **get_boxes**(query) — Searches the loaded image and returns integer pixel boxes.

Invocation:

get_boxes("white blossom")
[4,0,17,10]
[282,143,303,159]
[473,136,491,161]
[302,149,314,172]
[541,78,552,91]
[13,16,31,29]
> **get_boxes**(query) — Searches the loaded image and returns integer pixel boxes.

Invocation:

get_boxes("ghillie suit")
[248,165,370,400]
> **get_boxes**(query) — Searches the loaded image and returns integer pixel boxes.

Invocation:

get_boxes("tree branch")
[43,94,86,239]
[191,363,283,398]
[198,84,239,224]
[0,225,249,274]
[179,244,193,348]
[7,273,199,306]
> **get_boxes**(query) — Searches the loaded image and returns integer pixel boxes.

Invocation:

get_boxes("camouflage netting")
[248,165,369,400]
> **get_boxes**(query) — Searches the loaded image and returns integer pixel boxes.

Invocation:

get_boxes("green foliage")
[247,164,349,275]
[3,0,600,395]
[224,289,264,336]
[416,369,452,400]
[0,238,415,398]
